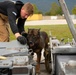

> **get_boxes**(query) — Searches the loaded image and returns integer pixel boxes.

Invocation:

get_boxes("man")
[0,0,34,44]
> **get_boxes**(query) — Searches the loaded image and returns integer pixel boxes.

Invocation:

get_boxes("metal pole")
[58,0,76,42]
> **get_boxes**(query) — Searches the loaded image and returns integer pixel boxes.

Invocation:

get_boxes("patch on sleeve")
[12,11,17,16]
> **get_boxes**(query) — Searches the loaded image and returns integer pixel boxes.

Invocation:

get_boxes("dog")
[27,28,51,74]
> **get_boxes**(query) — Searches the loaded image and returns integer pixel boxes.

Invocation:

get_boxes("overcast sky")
[1,0,76,13]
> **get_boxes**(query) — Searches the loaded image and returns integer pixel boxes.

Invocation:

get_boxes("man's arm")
[7,6,22,38]
[7,6,27,44]
[17,17,27,34]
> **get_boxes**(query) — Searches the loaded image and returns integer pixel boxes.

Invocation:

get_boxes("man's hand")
[17,36,27,45]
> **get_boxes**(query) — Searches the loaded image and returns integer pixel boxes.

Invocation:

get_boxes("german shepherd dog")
[27,28,51,74]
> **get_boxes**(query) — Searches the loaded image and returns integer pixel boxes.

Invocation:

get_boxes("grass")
[10,24,76,43]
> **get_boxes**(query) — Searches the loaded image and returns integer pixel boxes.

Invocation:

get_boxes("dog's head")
[27,28,40,48]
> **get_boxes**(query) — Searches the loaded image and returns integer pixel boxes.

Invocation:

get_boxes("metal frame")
[0,40,36,75]
[53,48,76,75]
[58,0,76,42]
[52,1,76,74]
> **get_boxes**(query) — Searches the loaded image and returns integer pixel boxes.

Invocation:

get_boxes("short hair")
[22,2,34,16]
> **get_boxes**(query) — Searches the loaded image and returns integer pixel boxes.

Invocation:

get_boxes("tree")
[45,11,51,16]
[72,5,76,15]
[50,2,62,16]
[32,4,42,14]
[57,7,63,15]
[45,2,63,16]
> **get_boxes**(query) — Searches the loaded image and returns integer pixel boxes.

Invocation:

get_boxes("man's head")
[20,2,34,19]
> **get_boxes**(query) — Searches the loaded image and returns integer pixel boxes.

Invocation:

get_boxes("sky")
[1,0,76,14]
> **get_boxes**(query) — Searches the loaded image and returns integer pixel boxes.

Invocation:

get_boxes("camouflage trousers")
[0,13,9,42]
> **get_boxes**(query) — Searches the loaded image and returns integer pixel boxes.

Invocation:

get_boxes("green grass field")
[10,24,76,43]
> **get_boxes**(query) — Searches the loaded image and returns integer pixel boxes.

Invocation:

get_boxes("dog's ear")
[38,28,41,32]
[38,29,40,35]
[28,28,31,33]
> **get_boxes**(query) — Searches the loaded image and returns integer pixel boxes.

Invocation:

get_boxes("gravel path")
[25,19,76,26]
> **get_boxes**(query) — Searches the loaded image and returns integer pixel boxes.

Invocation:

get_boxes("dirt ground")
[40,63,52,75]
